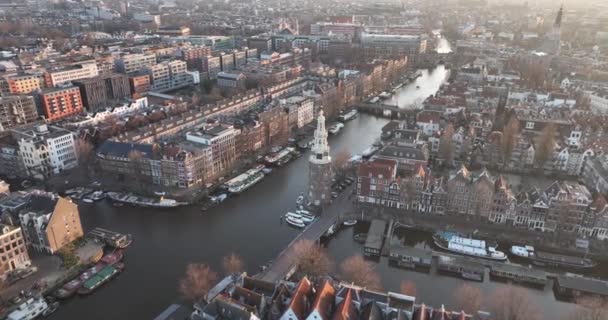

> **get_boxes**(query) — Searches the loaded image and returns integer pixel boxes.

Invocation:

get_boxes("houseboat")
[437,255,485,282]
[78,263,124,295]
[510,245,596,269]
[6,298,48,320]
[106,192,185,208]
[489,263,547,288]
[227,168,265,194]
[433,232,507,261]
[264,147,294,166]
[389,246,432,271]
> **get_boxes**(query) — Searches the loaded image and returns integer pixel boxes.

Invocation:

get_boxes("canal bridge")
[356,102,418,119]
[258,186,354,282]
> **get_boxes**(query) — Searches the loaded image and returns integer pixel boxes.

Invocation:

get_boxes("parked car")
[331,192,338,198]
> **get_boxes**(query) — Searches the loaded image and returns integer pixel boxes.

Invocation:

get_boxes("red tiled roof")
[286,277,313,320]
[332,289,356,320]
[417,111,441,124]
[311,280,336,320]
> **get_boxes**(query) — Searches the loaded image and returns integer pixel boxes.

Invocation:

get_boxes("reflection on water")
[386,65,450,109]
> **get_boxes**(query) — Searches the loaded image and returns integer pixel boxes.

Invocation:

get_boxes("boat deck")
[536,251,590,266]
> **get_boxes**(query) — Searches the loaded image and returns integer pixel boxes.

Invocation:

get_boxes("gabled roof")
[332,289,358,320]
[284,277,313,320]
[358,159,397,180]
[310,281,336,320]
[360,301,383,320]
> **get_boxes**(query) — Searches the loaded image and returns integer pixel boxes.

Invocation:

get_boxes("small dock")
[381,219,395,256]
[88,228,130,248]
[364,219,387,257]
[554,275,608,300]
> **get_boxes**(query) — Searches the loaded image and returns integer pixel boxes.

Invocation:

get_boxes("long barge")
[510,245,596,270]
[106,192,186,208]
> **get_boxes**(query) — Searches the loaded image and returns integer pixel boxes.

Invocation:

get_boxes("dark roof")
[556,275,608,296]
[360,301,383,320]
[153,304,193,320]
[96,140,155,159]
[26,193,58,214]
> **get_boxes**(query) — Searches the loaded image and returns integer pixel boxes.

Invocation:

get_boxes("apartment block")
[44,63,99,87]
[0,225,30,279]
[0,95,39,134]
[39,86,83,121]
[115,53,157,74]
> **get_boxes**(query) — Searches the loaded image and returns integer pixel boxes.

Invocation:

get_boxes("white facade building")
[12,124,77,178]
[114,53,157,74]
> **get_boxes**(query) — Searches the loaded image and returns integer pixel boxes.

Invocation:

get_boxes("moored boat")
[343,220,357,226]
[227,168,265,194]
[510,245,596,269]
[264,147,295,166]
[338,110,359,122]
[433,232,507,261]
[6,297,48,320]
[54,278,82,299]
[77,263,124,295]
[285,212,314,224]
[106,192,185,208]
[285,216,306,228]
[42,301,60,317]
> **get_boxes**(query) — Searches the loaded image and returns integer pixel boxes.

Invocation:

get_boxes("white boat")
[510,245,535,258]
[90,191,106,201]
[286,216,306,228]
[227,168,265,194]
[262,168,273,174]
[343,220,357,226]
[65,187,84,195]
[286,212,314,224]
[7,298,48,320]
[264,147,295,166]
[433,232,507,261]
[378,92,391,99]
[82,198,94,203]
[338,110,359,122]
[369,97,380,104]
[328,123,344,134]
[295,209,311,216]
[209,194,228,203]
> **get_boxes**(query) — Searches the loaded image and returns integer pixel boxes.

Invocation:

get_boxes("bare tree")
[75,138,94,167]
[534,123,556,169]
[453,283,483,314]
[179,263,218,303]
[501,117,519,165]
[438,124,455,167]
[291,240,333,277]
[400,280,417,296]
[487,286,541,320]
[128,150,144,191]
[333,149,352,178]
[339,255,382,291]
[222,253,244,276]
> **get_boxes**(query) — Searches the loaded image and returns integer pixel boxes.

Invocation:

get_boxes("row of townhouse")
[357,158,608,240]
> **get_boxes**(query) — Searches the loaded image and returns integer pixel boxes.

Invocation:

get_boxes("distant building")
[2,74,44,95]
[38,86,84,121]
[219,52,235,72]
[18,194,83,254]
[308,111,333,206]
[144,60,193,92]
[44,63,99,87]
[247,37,273,54]
[11,124,78,178]
[283,96,314,129]
[360,33,426,62]
[175,46,211,70]
[186,125,238,182]
[156,26,191,36]
[128,74,151,95]
[0,95,39,134]
[217,72,246,89]
[115,53,157,74]
[74,73,131,111]
[201,56,222,79]
[173,36,234,51]
[0,225,30,279]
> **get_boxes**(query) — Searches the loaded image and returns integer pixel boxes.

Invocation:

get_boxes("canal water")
[50,62,576,319]
[386,64,450,109]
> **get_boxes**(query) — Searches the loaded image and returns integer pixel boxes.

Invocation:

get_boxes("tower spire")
[554,5,563,28]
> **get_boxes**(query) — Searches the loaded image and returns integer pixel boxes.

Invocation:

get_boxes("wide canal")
[51,66,576,320]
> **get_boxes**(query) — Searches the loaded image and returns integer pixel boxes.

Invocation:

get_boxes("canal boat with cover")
[433,231,507,261]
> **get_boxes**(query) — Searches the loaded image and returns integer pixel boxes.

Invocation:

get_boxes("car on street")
[331,192,338,198]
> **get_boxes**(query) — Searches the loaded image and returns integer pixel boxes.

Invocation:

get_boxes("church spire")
[310,111,330,163]
[554,5,563,28]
